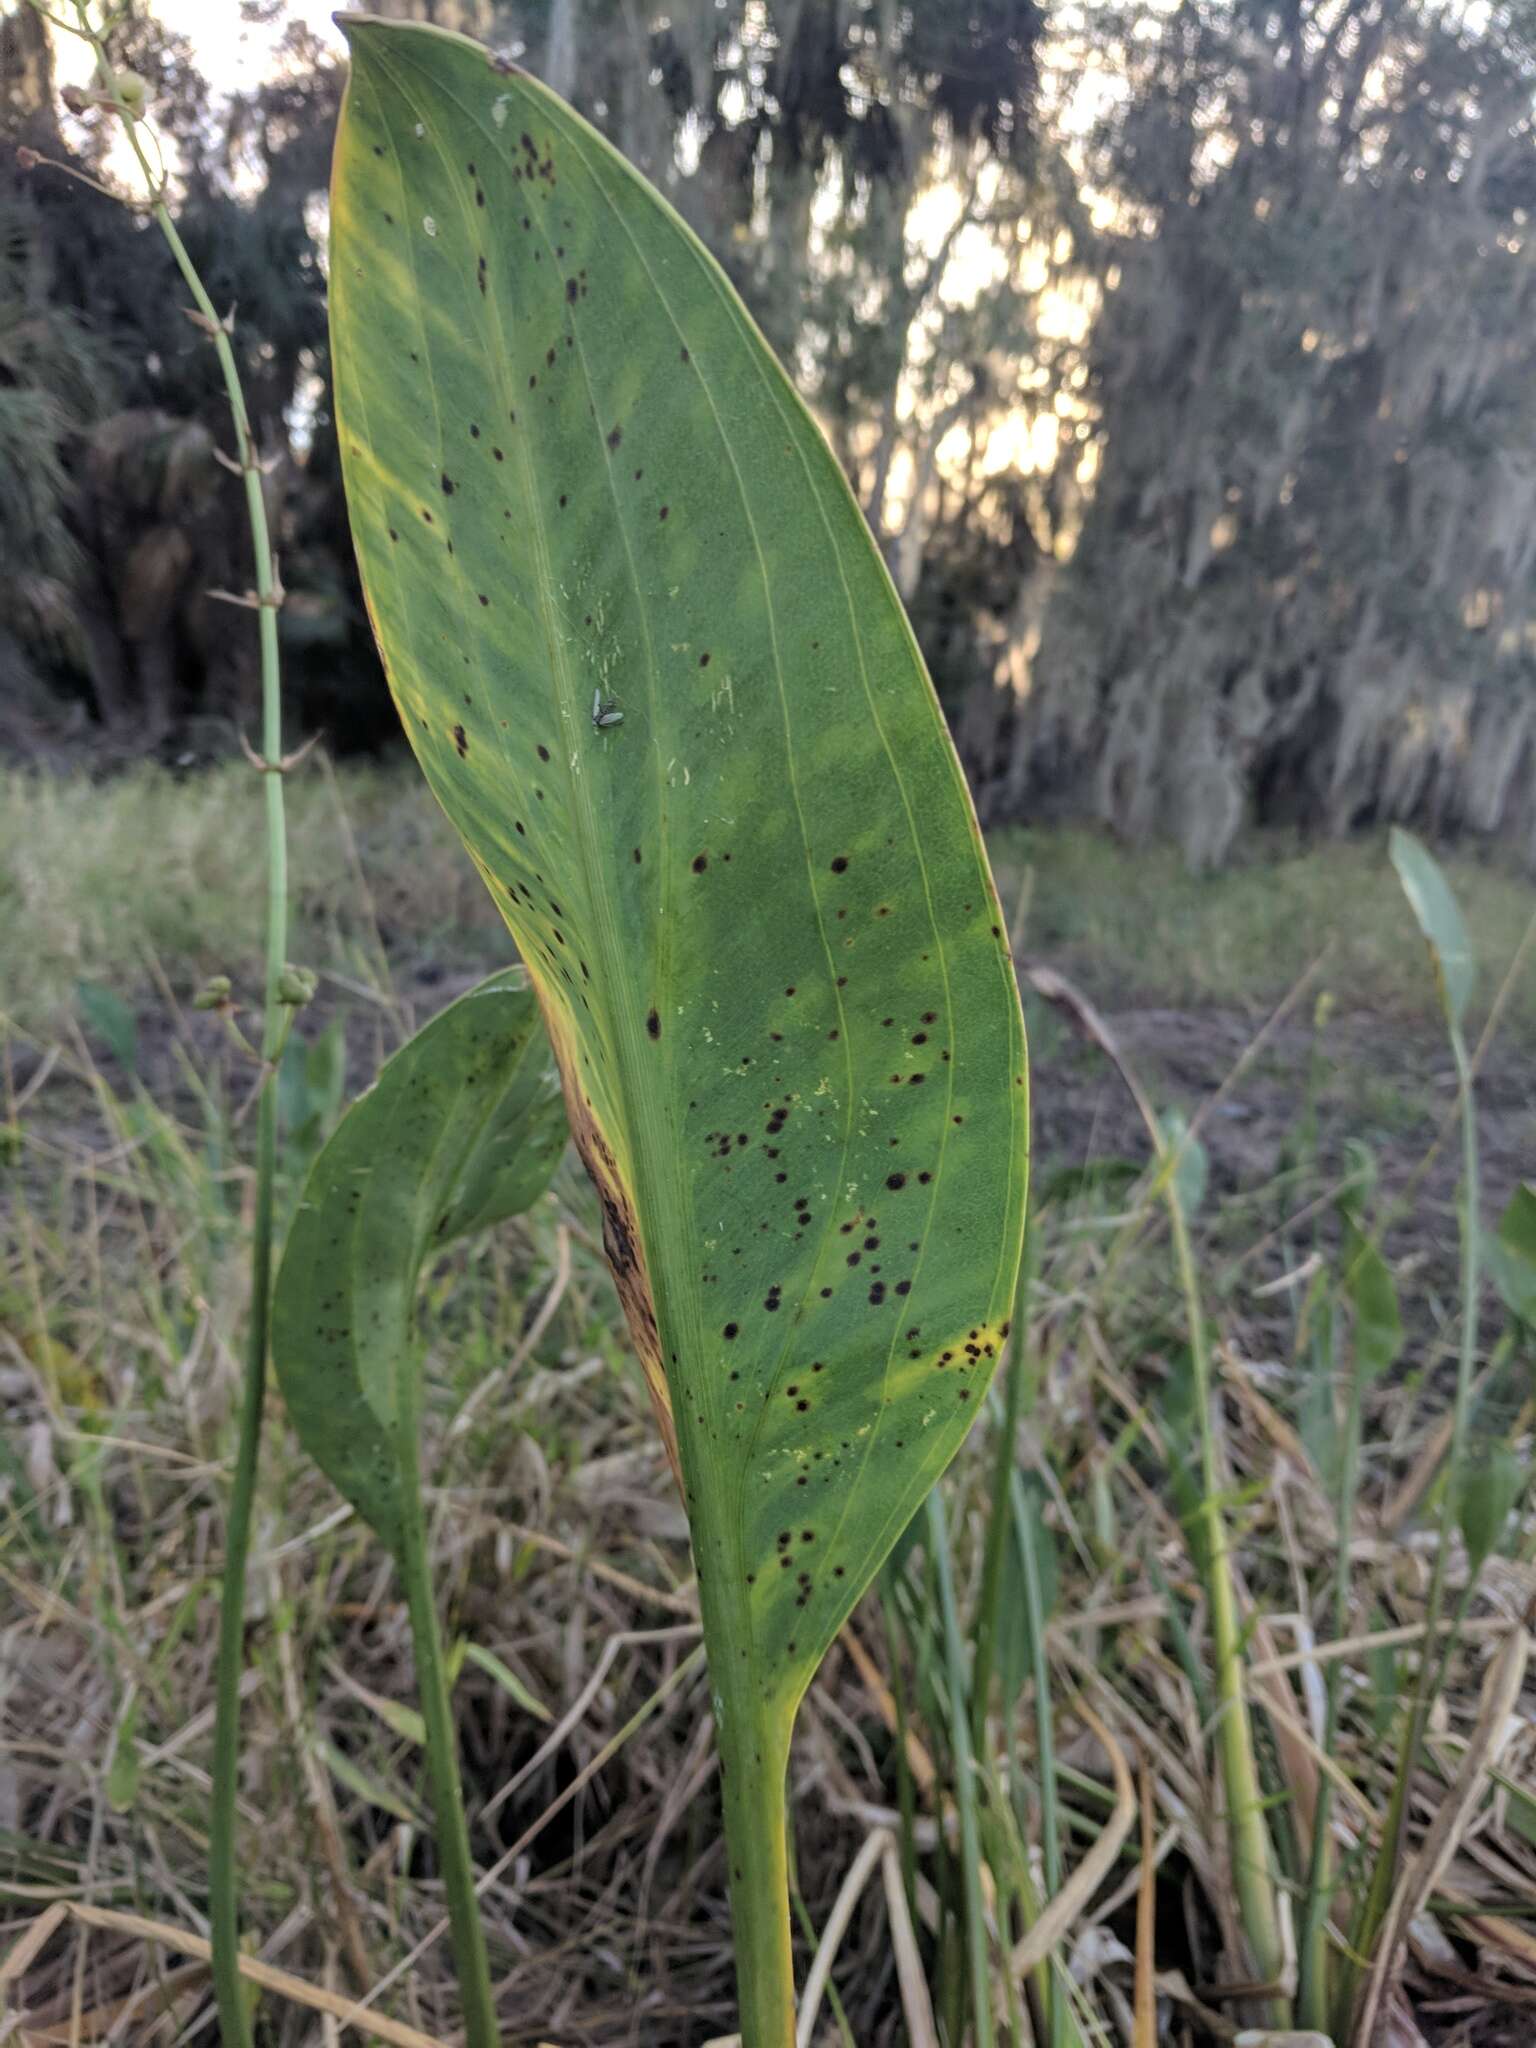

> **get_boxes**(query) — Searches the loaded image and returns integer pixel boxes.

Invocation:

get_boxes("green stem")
[927,1488,996,2048]
[1341,1024,1480,2037]
[1164,1162,1289,2025]
[1296,1305,1357,2033]
[395,1480,499,2048]
[971,1223,1036,1753]
[716,1703,796,2048]
[58,15,291,2043]
[1012,1465,1068,2046]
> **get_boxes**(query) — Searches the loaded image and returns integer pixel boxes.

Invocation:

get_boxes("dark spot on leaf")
[441,473,455,495]
[659,505,670,521]
[830,856,848,873]
[607,425,623,449]
[680,346,690,363]
[452,725,468,758]
[691,853,708,873]
[537,744,550,762]
[647,1009,661,1040]
[723,1322,738,1339]
[887,1173,907,1190]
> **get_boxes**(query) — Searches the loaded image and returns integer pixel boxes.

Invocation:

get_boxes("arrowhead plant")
[272,969,566,2047]
[327,18,1029,2041]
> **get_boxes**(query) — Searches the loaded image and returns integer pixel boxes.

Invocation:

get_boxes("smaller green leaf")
[1337,1139,1379,1225]
[1160,1108,1208,1222]
[76,979,138,1072]
[1489,1182,1536,1326]
[273,970,566,1554]
[1389,828,1474,1030]
[1455,1441,1523,1572]
[1364,1604,1400,1736]
[105,1693,140,1812]
[995,1476,1057,1714]
[1342,1221,1402,1385]
[278,1015,347,1169]
[457,1639,553,1724]
[1296,1276,1339,1486]
[314,1737,424,1824]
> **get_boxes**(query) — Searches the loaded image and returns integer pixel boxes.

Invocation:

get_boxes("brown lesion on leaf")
[536,990,681,1487]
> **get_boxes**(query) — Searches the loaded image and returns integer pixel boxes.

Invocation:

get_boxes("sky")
[50,1,347,96]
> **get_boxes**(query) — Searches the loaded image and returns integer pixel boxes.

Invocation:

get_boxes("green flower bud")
[193,975,233,1012]
[114,71,150,120]
[276,964,318,1007]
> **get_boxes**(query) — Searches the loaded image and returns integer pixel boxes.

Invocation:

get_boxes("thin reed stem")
[53,12,292,2042]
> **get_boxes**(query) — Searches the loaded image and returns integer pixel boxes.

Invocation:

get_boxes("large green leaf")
[328,19,1027,2029]
[271,968,566,1554]
[331,8,1026,1688]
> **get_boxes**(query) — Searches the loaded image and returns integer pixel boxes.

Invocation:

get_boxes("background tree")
[974,0,1536,869]
[9,0,1536,874]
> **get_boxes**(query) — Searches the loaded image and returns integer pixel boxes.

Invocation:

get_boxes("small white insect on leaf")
[591,689,624,731]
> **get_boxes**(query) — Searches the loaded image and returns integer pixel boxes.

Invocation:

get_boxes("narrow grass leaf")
[1389,827,1474,1030]
[75,978,138,1072]
[315,1736,425,1825]
[458,1639,553,1724]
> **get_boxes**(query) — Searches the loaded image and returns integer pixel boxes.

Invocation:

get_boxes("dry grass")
[2,769,1535,2045]
[5,759,1536,1041]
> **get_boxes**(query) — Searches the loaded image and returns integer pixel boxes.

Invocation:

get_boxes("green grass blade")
[328,19,1028,2042]
[1343,834,1485,2036]
[1389,827,1474,1030]
[926,1488,995,2048]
